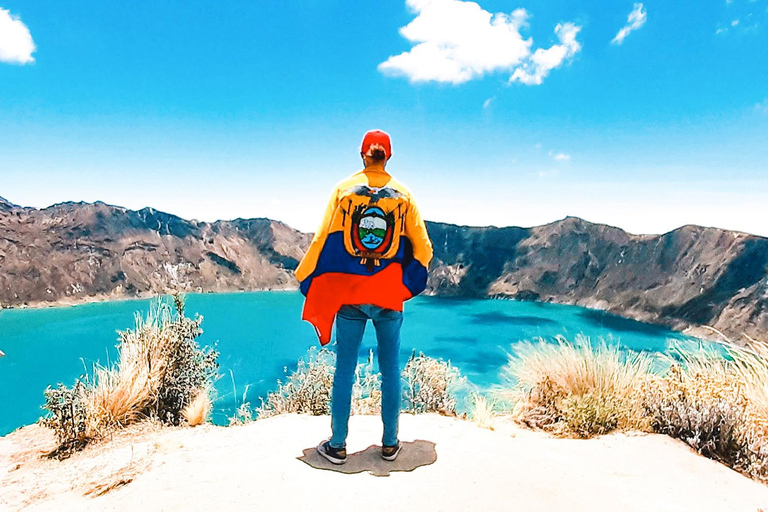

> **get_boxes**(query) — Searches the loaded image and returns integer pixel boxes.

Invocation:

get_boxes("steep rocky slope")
[0,200,311,307]
[1,196,766,341]
[425,217,768,341]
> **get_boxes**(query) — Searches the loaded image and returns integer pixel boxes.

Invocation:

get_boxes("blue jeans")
[329,304,403,448]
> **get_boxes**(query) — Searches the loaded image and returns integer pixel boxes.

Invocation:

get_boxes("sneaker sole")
[317,443,347,465]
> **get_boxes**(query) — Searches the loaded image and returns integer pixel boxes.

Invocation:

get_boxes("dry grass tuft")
[83,463,141,498]
[469,394,497,430]
[500,332,768,482]
[84,476,135,497]
[182,389,212,427]
[228,373,254,426]
[501,335,654,437]
[84,357,155,436]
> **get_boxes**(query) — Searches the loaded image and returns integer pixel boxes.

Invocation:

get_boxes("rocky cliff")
[425,217,768,342]
[0,199,311,307]
[1,197,765,342]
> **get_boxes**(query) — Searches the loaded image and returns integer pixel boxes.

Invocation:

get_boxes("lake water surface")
[0,292,697,435]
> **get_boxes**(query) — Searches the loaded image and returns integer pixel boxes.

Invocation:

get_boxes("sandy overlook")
[2,413,768,512]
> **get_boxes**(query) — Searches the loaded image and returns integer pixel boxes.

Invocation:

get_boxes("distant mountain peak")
[0,195,20,210]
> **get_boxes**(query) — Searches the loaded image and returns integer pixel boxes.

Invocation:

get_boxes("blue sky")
[1,0,767,236]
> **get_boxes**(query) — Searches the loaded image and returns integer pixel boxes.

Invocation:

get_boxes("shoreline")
[0,286,302,312]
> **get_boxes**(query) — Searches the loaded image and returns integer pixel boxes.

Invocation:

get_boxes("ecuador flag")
[294,165,433,345]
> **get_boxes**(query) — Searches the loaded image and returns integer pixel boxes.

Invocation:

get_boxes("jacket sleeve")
[404,196,433,268]
[294,187,339,282]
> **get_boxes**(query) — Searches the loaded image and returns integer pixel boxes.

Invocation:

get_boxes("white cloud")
[0,8,36,64]
[483,96,496,108]
[756,98,768,114]
[510,23,581,85]
[552,152,571,162]
[732,18,740,26]
[612,3,647,45]
[379,0,580,85]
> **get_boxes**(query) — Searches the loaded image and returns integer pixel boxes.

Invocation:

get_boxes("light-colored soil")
[2,414,767,512]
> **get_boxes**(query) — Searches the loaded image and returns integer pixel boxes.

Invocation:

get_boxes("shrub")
[147,295,218,425]
[230,400,254,425]
[41,294,218,454]
[499,333,768,482]
[256,347,336,419]
[41,381,89,453]
[645,339,768,481]
[255,347,467,420]
[500,335,654,437]
[402,351,468,416]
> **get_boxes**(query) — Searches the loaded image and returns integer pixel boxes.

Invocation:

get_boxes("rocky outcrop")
[1,197,766,342]
[425,217,768,343]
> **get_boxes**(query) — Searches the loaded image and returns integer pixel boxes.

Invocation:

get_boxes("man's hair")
[369,148,387,161]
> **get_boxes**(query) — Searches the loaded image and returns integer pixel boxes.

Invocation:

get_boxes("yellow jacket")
[294,162,433,343]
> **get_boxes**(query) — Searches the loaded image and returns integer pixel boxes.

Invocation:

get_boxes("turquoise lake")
[0,292,697,436]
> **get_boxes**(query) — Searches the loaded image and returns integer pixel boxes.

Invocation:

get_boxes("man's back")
[295,159,433,345]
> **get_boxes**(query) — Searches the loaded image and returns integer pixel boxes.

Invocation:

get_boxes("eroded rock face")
[0,200,311,307]
[1,198,766,342]
[425,217,768,343]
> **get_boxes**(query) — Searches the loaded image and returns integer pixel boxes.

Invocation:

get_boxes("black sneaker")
[317,440,347,465]
[381,441,402,461]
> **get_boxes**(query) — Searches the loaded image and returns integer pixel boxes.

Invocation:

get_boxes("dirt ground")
[2,413,768,512]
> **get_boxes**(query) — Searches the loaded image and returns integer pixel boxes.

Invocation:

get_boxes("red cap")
[361,130,392,159]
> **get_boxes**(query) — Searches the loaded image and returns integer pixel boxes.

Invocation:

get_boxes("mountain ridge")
[1,196,765,343]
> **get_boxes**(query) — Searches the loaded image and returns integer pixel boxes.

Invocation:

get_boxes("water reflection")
[469,311,559,327]
[413,297,475,308]
[434,335,479,345]
[577,309,674,336]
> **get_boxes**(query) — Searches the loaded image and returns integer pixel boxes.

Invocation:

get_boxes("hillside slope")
[0,200,311,306]
[425,217,768,341]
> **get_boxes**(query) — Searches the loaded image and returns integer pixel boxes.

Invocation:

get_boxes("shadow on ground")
[297,440,437,477]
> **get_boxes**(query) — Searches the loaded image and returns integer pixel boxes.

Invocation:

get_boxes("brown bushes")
[500,335,653,437]
[41,295,218,455]
[500,334,768,482]
[254,347,468,420]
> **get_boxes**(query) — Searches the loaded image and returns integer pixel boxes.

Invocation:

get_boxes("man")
[294,130,433,464]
